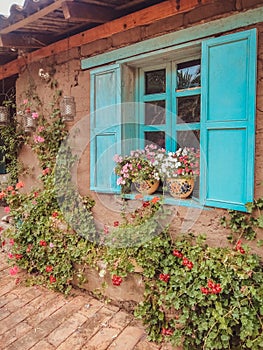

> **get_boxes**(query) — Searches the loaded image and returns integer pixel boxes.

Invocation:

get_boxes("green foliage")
[221,199,263,244]
[134,234,263,349]
[0,121,25,184]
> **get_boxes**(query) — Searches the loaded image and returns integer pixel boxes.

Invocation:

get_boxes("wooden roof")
[0,0,165,64]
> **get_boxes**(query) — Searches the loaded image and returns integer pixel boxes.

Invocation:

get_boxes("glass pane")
[145,69,166,94]
[176,130,200,149]
[177,60,201,90]
[177,95,200,124]
[145,100,166,125]
[145,131,165,149]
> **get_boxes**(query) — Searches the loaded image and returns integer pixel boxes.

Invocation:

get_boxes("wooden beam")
[0,33,49,48]
[0,0,252,80]
[0,0,74,35]
[62,1,115,23]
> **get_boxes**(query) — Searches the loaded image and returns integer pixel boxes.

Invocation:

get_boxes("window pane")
[177,60,201,90]
[145,69,166,94]
[176,130,200,149]
[145,100,166,125]
[145,131,165,149]
[177,95,200,123]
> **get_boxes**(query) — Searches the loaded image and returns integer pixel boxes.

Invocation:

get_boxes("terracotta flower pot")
[134,179,160,195]
[166,177,194,199]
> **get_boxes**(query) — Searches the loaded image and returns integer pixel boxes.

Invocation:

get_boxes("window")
[90,29,257,211]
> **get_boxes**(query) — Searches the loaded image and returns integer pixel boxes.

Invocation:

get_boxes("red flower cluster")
[49,275,56,283]
[39,240,47,247]
[173,249,194,270]
[112,275,122,286]
[159,273,170,283]
[142,201,150,208]
[46,266,53,273]
[236,240,245,254]
[52,211,59,218]
[201,279,222,295]
[161,328,174,336]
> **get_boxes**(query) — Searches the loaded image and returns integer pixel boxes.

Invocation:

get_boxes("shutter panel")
[90,64,121,192]
[200,29,257,211]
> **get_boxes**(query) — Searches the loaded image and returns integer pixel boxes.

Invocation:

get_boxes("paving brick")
[82,327,121,350]
[107,325,145,350]
[4,287,44,313]
[108,310,133,329]
[0,320,33,348]
[47,311,87,347]
[4,296,88,350]
[26,293,65,326]
[30,339,56,350]
[0,295,42,336]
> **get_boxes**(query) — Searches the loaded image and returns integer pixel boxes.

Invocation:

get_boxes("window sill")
[120,192,205,209]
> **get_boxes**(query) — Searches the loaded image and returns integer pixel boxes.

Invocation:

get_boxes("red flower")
[49,275,56,283]
[2,240,5,247]
[0,226,3,233]
[112,275,123,286]
[7,186,14,192]
[201,280,222,295]
[52,211,59,218]
[151,196,160,204]
[15,254,23,260]
[15,181,24,189]
[172,249,183,258]
[39,240,47,247]
[187,261,194,270]
[46,266,53,273]
[161,328,174,336]
[236,240,245,254]
[142,201,150,207]
[9,238,15,246]
[113,221,119,227]
[159,273,170,283]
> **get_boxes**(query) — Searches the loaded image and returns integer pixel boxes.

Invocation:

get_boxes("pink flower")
[8,252,14,259]
[23,99,28,104]
[9,238,15,246]
[42,167,50,175]
[9,266,19,276]
[4,207,10,214]
[34,135,45,143]
[37,126,44,132]
[49,243,54,248]
[31,112,39,119]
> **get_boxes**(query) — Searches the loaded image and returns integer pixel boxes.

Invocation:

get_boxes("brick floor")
[0,250,182,350]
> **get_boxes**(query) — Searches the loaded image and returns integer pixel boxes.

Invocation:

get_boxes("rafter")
[0,33,49,48]
[0,0,74,35]
[61,1,116,23]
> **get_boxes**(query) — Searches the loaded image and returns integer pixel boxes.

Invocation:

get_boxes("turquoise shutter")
[90,64,121,192]
[200,29,257,211]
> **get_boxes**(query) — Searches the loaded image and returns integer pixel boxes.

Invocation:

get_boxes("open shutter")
[200,29,257,211]
[90,64,121,192]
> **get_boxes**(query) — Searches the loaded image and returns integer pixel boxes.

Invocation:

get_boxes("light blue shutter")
[90,64,121,192]
[200,29,257,211]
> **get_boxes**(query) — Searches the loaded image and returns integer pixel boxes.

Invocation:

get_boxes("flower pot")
[166,177,194,199]
[134,179,160,195]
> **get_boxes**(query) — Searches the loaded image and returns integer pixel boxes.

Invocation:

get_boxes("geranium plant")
[152,147,200,180]
[114,145,160,193]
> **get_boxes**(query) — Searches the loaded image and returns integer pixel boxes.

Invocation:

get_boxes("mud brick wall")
[16,1,263,255]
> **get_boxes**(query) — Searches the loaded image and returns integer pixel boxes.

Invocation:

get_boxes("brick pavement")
[0,250,181,350]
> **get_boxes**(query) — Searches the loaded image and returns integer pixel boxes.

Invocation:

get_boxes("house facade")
[0,0,263,251]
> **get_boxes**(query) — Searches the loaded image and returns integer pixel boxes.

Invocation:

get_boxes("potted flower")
[152,147,200,198]
[114,146,160,194]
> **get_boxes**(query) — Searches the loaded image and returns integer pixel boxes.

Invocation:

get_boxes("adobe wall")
[15,1,263,255]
